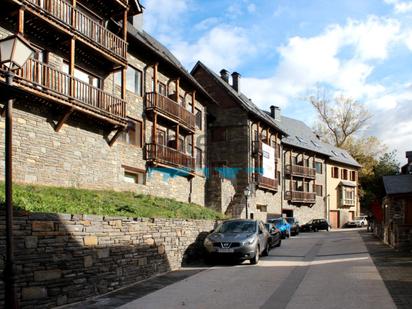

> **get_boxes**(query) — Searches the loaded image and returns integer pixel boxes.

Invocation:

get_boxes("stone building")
[191,62,286,221]
[192,62,361,224]
[0,1,213,206]
[380,151,412,250]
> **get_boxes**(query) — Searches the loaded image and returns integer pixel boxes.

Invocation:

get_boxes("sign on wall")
[262,143,275,179]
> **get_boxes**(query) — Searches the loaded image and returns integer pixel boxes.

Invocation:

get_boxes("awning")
[339,181,357,187]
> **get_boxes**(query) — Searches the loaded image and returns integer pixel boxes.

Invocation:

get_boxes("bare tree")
[309,89,371,147]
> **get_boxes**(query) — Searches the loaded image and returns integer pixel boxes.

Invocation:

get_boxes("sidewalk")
[361,231,412,309]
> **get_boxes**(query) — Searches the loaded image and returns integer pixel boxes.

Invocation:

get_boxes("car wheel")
[262,243,269,257]
[276,239,281,247]
[250,245,260,265]
[314,227,318,232]
[361,222,365,227]
[326,227,329,231]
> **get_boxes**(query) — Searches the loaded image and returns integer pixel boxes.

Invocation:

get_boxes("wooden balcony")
[146,92,196,132]
[340,199,356,207]
[253,173,278,192]
[285,191,316,204]
[285,164,316,179]
[23,0,127,62]
[1,58,126,124]
[146,143,195,172]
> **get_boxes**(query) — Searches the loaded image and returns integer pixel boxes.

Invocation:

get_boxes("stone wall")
[0,212,215,308]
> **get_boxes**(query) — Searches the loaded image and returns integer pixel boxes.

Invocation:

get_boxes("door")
[349,211,355,221]
[330,210,340,228]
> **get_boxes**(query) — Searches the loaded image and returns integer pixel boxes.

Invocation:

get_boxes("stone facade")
[282,148,327,224]
[0,24,207,206]
[0,212,215,308]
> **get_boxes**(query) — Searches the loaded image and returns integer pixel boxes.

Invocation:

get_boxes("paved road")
[69,230,396,309]
[114,229,396,309]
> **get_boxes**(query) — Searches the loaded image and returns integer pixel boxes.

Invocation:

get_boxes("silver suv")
[204,219,270,265]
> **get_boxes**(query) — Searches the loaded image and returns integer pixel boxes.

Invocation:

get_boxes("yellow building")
[325,148,361,228]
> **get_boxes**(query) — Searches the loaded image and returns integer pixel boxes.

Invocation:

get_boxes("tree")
[309,90,371,147]
[360,151,400,211]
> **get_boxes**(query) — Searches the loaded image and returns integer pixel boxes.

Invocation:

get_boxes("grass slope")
[0,182,225,220]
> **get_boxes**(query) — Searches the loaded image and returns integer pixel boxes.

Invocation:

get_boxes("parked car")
[268,218,291,239]
[353,216,368,227]
[264,223,282,248]
[300,219,331,232]
[203,219,270,265]
[285,217,299,236]
[343,221,358,228]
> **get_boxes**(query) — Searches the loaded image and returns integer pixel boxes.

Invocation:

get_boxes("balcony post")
[71,0,77,27]
[191,90,195,162]
[289,150,293,193]
[176,124,180,152]
[18,8,24,34]
[69,38,75,98]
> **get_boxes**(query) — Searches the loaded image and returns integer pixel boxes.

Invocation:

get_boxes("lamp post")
[0,34,34,309]
[244,186,251,219]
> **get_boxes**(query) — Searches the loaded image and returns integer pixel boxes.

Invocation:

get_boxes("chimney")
[132,14,144,31]
[231,72,241,92]
[220,69,229,83]
[270,105,281,122]
[406,151,412,164]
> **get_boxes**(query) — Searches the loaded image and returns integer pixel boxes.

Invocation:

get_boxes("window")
[257,205,267,212]
[350,171,357,181]
[126,66,142,95]
[341,169,348,180]
[296,136,306,144]
[311,140,320,147]
[195,147,203,168]
[315,185,323,197]
[331,150,339,156]
[121,120,142,147]
[157,129,166,145]
[122,166,145,185]
[211,127,226,142]
[276,143,281,158]
[195,108,202,129]
[315,162,323,174]
[62,62,99,87]
[332,167,339,178]
[158,82,167,96]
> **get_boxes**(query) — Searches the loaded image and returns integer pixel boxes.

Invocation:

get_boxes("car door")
[258,222,267,252]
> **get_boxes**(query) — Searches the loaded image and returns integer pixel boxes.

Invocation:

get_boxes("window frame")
[120,119,143,147]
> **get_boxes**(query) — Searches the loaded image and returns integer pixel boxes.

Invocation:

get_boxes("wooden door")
[330,210,340,228]
[405,200,412,224]
[349,211,355,221]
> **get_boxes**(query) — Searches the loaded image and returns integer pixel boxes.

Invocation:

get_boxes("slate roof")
[127,25,216,104]
[383,175,412,195]
[266,114,361,168]
[191,61,287,135]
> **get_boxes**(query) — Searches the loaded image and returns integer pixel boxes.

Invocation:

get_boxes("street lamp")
[244,186,251,219]
[0,34,34,309]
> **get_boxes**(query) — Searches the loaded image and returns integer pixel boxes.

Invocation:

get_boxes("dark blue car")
[268,218,291,239]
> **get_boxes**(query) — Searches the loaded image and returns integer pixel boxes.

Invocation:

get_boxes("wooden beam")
[152,112,157,144]
[191,90,195,160]
[18,8,24,34]
[121,67,126,100]
[108,127,124,147]
[175,78,180,103]
[123,9,128,41]
[69,38,75,97]
[71,0,77,26]
[153,63,159,93]
[176,124,180,151]
[55,108,74,132]
[0,106,5,118]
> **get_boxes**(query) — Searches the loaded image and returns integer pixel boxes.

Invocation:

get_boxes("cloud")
[194,17,220,31]
[384,0,412,13]
[142,0,190,33]
[247,4,257,13]
[171,26,256,72]
[241,16,401,109]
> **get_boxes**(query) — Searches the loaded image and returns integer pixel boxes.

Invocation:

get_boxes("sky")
[140,0,412,164]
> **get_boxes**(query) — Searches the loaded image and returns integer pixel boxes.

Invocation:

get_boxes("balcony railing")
[146,92,196,131]
[285,164,316,178]
[24,0,127,60]
[146,143,195,171]
[340,199,356,207]
[5,58,126,120]
[253,173,278,191]
[285,191,316,203]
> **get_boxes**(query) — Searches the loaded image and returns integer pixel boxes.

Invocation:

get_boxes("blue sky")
[140,0,412,163]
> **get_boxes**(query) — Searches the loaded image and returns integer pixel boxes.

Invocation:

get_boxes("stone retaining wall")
[0,212,215,308]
